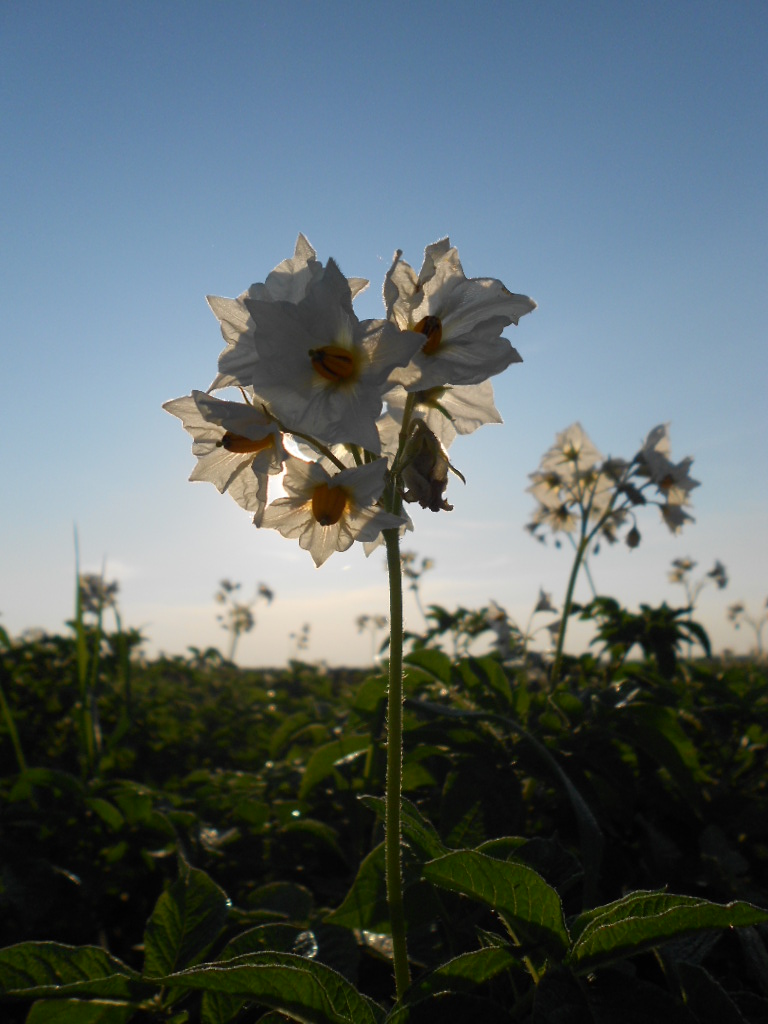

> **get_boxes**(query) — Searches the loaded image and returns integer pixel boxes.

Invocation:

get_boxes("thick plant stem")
[383,526,411,998]
[550,534,589,687]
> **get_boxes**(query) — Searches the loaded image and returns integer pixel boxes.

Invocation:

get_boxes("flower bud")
[626,526,641,549]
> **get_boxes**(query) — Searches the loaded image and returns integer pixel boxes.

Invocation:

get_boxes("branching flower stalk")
[164,235,535,997]
[526,423,700,686]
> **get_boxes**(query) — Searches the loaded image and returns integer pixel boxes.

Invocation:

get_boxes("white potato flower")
[384,240,535,391]
[260,456,406,567]
[208,234,368,392]
[384,379,502,449]
[539,423,604,482]
[641,451,700,506]
[218,260,422,454]
[163,391,285,519]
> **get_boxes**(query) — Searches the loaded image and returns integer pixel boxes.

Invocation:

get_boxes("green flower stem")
[550,532,589,687]
[383,525,411,998]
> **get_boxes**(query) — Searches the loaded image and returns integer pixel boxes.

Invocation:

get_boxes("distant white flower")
[527,469,567,510]
[707,560,728,589]
[384,241,535,391]
[163,391,285,518]
[528,500,578,535]
[540,423,603,482]
[534,589,557,614]
[208,234,368,391]
[485,600,514,657]
[220,260,421,453]
[260,457,405,567]
[641,452,700,505]
[660,502,695,533]
[637,423,672,463]
[669,557,697,583]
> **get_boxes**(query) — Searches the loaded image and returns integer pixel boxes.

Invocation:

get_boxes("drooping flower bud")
[626,526,641,549]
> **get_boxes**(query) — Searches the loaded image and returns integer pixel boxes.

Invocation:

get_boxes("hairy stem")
[383,526,411,998]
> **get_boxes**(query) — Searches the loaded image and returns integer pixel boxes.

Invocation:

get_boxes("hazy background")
[2,1,766,665]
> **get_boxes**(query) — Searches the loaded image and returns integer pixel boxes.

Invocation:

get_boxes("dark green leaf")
[0,943,147,1001]
[246,881,314,921]
[675,962,747,1024]
[400,946,519,1005]
[567,891,768,973]
[324,845,388,933]
[143,865,230,977]
[162,952,384,1024]
[202,924,304,1024]
[404,649,453,685]
[299,735,371,799]
[26,1000,138,1024]
[423,851,569,955]
[85,797,125,831]
[464,657,512,704]
[360,796,448,861]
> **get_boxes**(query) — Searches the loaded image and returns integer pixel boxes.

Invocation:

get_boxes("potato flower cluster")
[165,236,536,565]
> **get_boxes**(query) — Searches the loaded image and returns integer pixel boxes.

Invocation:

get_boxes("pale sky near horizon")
[2,1,766,666]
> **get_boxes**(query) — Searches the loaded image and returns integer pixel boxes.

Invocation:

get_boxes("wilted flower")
[400,421,460,512]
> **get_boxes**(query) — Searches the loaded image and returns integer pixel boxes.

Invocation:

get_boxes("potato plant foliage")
[0,611,767,1023]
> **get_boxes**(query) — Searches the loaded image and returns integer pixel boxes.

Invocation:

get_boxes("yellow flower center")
[412,315,443,355]
[218,432,274,454]
[311,483,347,526]
[310,345,356,382]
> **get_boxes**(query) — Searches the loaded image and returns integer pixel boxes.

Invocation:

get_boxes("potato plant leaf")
[360,795,449,860]
[26,999,138,1024]
[404,649,453,685]
[143,865,230,977]
[393,946,519,1015]
[162,951,385,1024]
[201,923,304,1024]
[299,734,371,799]
[567,891,768,973]
[422,850,569,955]
[0,943,147,1001]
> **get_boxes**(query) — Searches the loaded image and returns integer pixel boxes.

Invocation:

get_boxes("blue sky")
[2,1,766,664]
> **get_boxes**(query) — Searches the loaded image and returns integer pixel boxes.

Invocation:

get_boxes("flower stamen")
[311,483,348,526]
[218,433,275,454]
[310,345,356,382]
[412,315,443,355]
